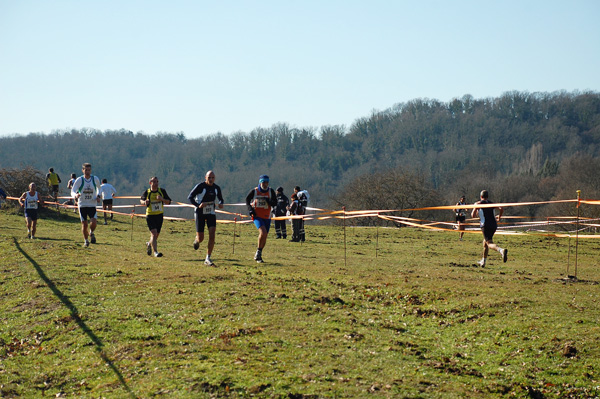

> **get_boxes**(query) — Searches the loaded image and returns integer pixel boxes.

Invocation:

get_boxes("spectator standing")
[0,186,7,207]
[274,186,289,239]
[287,192,305,242]
[293,186,308,241]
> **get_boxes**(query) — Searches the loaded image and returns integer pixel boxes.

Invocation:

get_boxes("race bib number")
[83,187,94,201]
[203,202,215,214]
[255,197,268,208]
[27,201,38,209]
[151,201,163,212]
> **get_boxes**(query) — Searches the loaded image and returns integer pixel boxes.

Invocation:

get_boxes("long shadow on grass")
[13,238,137,399]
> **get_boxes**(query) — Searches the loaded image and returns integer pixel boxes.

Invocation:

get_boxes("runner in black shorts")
[141,176,171,257]
[188,170,224,266]
[19,182,44,239]
[146,214,164,234]
[471,190,508,267]
[454,195,467,241]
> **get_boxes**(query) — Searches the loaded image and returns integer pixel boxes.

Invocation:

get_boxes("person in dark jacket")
[273,186,289,239]
[287,193,305,242]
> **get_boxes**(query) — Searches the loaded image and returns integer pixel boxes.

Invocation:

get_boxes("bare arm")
[471,202,479,219]
[496,207,504,221]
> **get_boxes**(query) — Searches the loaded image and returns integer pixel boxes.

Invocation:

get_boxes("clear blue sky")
[1,0,599,138]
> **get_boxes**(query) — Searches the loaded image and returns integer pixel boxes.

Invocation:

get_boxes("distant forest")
[1,90,599,221]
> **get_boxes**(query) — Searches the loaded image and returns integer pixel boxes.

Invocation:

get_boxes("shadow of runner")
[13,238,137,398]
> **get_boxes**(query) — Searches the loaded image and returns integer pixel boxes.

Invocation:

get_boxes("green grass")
[1,208,599,398]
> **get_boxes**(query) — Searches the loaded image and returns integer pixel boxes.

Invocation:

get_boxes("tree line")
[1,90,599,222]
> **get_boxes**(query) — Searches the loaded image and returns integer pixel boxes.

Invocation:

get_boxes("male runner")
[471,190,508,266]
[188,170,224,266]
[246,175,277,263]
[141,176,172,257]
[19,182,44,239]
[71,163,101,247]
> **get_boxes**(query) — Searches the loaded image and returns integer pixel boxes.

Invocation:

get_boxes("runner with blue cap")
[246,174,277,263]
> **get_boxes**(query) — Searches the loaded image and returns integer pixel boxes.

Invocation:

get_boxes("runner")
[19,182,44,239]
[100,178,117,224]
[188,170,224,266]
[454,195,467,241]
[245,175,277,263]
[71,163,101,247]
[46,167,61,207]
[471,190,508,266]
[140,176,172,258]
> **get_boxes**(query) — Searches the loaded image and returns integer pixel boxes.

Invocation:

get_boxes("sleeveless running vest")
[478,200,497,228]
[48,173,60,185]
[146,188,165,216]
[252,188,272,219]
[25,192,39,209]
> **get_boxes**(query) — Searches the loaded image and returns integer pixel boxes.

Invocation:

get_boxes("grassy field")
[1,207,599,398]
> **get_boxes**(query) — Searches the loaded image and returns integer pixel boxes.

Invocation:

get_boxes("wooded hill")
[1,90,599,219]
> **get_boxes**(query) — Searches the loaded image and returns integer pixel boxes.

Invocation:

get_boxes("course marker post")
[574,190,581,279]
[130,208,135,242]
[343,206,347,268]
[376,212,379,258]
[233,217,237,254]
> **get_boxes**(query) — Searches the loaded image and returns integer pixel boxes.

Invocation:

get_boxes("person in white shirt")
[100,178,117,225]
[71,163,101,248]
[19,182,44,239]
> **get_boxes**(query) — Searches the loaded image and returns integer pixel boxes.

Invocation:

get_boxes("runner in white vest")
[71,163,101,248]
[19,182,44,239]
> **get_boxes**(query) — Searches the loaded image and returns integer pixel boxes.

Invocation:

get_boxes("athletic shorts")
[455,215,466,223]
[195,212,216,233]
[253,216,271,233]
[482,225,497,242]
[25,209,38,221]
[102,199,113,206]
[51,185,59,194]
[79,207,97,222]
[146,214,164,233]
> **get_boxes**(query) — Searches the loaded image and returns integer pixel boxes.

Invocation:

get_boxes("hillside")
[1,90,599,212]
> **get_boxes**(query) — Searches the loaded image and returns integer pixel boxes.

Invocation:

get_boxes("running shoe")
[90,233,96,244]
[83,240,90,248]
[502,248,508,263]
[477,259,485,267]
[154,252,163,258]
[146,242,152,256]
[204,257,215,266]
[193,240,200,250]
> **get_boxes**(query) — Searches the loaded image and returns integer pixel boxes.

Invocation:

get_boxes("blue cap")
[259,175,269,183]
